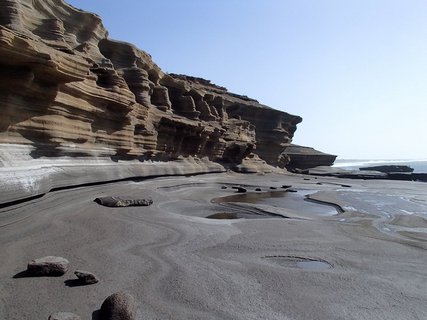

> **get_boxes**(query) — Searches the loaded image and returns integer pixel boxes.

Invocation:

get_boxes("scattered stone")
[291,168,309,174]
[74,270,99,284]
[281,185,292,189]
[269,187,277,190]
[94,196,153,207]
[303,178,310,181]
[286,189,298,193]
[221,185,227,189]
[48,312,81,320]
[100,292,137,320]
[255,188,262,191]
[231,186,247,193]
[27,256,69,276]
[316,182,323,185]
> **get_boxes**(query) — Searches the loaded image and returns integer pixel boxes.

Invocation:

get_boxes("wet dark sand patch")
[206,212,240,220]
[262,255,333,270]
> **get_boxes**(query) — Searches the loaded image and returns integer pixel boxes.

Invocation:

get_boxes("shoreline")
[1,172,427,319]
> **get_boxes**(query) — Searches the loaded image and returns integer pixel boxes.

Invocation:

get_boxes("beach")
[1,171,426,319]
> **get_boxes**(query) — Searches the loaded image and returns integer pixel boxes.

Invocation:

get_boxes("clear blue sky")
[66,0,427,160]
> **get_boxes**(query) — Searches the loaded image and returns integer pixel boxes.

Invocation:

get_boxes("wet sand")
[1,172,427,319]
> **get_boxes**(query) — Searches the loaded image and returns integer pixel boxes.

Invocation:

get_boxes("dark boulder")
[100,292,137,320]
[231,186,247,193]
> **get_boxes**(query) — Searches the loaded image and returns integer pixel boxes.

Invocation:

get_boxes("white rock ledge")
[0,157,225,205]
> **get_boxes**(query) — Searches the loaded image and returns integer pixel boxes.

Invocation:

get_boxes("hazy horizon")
[67,0,427,160]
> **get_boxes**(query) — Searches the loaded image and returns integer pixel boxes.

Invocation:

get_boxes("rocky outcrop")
[306,166,427,182]
[0,0,304,204]
[284,144,337,170]
[359,165,414,173]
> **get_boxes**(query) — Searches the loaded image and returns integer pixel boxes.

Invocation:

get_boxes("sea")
[333,159,427,173]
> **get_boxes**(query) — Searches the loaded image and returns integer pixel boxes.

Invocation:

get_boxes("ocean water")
[333,159,427,173]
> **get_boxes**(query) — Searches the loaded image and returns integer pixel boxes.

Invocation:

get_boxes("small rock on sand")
[27,256,69,276]
[94,196,153,207]
[74,270,99,284]
[48,312,81,320]
[232,186,247,193]
[100,292,137,320]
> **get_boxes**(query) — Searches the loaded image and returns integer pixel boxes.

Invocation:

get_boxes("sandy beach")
[1,172,426,319]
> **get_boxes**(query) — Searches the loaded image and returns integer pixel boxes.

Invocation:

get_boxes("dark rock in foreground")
[100,292,137,320]
[48,312,81,320]
[360,165,414,173]
[74,270,99,284]
[27,256,69,276]
[94,197,153,207]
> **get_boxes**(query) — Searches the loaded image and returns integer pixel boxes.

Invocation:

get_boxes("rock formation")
[359,165,414,173]
[0,0,306,204]
[284,144,337,170]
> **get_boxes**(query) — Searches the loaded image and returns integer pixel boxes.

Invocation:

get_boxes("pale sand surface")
[1,172,427,319]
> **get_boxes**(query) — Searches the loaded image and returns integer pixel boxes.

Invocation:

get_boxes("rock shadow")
[13,270,64,278]
[64,279,95,287]
[12,270,32,279]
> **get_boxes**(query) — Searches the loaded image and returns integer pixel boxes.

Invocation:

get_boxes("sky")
[66,0,427,160]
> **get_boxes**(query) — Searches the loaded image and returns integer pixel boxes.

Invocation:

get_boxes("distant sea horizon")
[333,159,427,173]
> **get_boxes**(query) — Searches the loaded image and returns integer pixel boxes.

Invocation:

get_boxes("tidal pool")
[213,190,339,217]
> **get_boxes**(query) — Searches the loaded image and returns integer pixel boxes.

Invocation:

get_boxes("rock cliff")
[0,0,303,204]
[284,145,337,170]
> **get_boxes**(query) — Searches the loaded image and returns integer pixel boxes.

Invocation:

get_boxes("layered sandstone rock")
[284,144,337,170]
[0,0,304,203]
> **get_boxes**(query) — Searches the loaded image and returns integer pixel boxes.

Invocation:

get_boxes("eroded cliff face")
[0,0,302,203]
